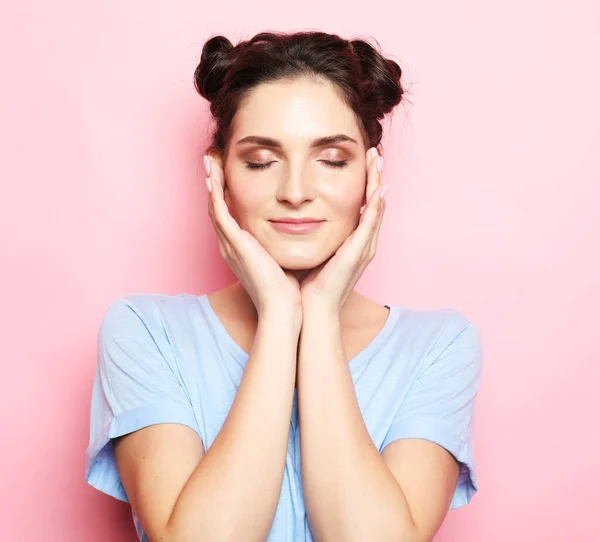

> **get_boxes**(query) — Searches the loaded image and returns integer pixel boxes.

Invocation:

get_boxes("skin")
[110,76,459,542]
[201,78,459,540]
[205,76,390,360]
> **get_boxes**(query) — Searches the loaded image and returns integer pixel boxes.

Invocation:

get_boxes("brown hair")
[194,31,407,163]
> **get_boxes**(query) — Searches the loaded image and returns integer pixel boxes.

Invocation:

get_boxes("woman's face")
[212,77,371,272]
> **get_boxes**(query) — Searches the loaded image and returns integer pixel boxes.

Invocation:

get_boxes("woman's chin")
[276,257,323,271]
[270,247,326,271]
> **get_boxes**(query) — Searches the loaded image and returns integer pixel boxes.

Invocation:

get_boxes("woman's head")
[194,31,405,273]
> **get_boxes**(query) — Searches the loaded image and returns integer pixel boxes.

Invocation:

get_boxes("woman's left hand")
[299,146,387,315]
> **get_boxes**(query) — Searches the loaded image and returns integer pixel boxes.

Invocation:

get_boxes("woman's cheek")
[230,192,265,228]
[333,187,365,214]
[328,169,364,198]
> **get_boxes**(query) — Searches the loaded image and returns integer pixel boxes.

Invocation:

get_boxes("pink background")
[1,1,598,540]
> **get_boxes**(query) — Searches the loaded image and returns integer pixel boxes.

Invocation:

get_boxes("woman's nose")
[276,163,316,205]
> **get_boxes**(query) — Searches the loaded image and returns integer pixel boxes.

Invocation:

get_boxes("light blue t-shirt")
[85,292,483,541]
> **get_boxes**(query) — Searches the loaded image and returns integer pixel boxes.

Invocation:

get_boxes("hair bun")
[350,38,404,119]
[194,35,235,103]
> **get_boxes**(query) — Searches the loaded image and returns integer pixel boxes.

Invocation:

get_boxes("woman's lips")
[269,220,325,234]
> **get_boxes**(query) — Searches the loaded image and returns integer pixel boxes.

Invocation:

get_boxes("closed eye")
[245,160,348,170]
[245,161,275,170]
[322,160,348,168]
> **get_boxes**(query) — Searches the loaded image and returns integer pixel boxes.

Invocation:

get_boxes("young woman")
[85,31,483,542]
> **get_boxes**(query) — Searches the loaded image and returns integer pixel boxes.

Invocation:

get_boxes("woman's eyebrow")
[235,134,357,148]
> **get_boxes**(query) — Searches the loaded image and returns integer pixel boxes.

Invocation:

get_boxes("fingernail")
[203,155,211,176]
[369,147,379,160]
[380,184,388,199]
[377,156,384,173]
[205,176,212,193]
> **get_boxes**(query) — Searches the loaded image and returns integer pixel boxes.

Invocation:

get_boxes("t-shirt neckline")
[197,293,400,373]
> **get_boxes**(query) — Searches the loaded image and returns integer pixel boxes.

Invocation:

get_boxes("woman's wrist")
[258,303,303,335]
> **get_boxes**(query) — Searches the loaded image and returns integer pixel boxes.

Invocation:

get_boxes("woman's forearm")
[165,307,300,542]
[297,308,415,542]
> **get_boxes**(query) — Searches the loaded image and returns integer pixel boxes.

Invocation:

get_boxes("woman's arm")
[297,308,421,542]
[114,306,300,542]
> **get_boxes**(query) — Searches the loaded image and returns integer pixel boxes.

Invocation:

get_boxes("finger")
[206,176,236,260]
[205,159,258,274]
[208,156,226,193]
[364,146,382,206]
[360,147,382,223]
[206,157,235,235]
[351,183,386,255]
[368,189,386,256]
[205,175,228,243]
[205,163,246,262]
[208,169,244,247]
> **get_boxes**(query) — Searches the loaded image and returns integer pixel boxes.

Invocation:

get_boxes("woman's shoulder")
[389,300,472,327]
[385,302,478,353]
[105,291,202,311]
[100,292,207,331]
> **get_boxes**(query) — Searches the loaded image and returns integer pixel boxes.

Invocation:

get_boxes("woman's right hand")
[204,155,303,322]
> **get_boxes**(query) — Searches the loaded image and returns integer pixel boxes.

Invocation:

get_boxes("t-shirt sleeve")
[381,312,483,509]
[85,297,201,503]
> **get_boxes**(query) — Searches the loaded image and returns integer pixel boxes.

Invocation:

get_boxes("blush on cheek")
[342,189,366,212]
[230,201,263,230]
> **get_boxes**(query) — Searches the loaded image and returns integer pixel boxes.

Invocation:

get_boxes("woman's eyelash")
[321,160,348,168]
[245,160,348,170]
[245,161,274,170]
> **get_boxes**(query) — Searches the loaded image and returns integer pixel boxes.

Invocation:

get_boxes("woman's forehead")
[231,79,361,147]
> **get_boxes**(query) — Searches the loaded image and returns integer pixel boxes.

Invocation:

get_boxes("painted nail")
[377,156,384,173]
[380,184,388,199]
[370,148,379,160]
[205,176,212,193]
[203,155,211,176]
